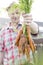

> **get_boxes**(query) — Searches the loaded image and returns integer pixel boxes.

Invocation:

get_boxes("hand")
[22,13,33,25]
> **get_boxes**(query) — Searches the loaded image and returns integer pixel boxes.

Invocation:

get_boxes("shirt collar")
[6,22,22,31]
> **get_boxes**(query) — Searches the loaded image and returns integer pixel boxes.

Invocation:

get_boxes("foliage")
[19,0,33,13]
[22,23,27,37]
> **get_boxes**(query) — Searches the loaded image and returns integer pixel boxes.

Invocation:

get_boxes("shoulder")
[0,26,13,37]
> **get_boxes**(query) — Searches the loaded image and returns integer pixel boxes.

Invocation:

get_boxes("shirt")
[0,23,22,65]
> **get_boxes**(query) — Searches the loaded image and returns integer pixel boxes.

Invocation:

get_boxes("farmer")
[0,2,38,65]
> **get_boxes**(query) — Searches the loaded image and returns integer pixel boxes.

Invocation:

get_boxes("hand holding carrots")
[15,25,36,53]
[22,13,32,25]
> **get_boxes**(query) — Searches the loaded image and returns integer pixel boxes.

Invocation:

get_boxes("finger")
[24,19,32,22]
[24,17,33,20]
[24,18,33,24]
[22,12,26,15]
[23,14,32,18]
[24,22,31,26]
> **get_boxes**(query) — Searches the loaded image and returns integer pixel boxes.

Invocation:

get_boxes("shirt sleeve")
[0,31,4,52]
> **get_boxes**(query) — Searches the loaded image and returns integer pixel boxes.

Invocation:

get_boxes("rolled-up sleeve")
[0,31,4,52]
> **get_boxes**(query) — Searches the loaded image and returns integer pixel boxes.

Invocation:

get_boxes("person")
[0,2,37,65]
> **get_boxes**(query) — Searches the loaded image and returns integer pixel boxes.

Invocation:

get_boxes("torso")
[2,24,22,65]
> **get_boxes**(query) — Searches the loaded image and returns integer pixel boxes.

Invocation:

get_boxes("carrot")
[25,45,30,60]
[15,28,23,46]
[29,38,36,52]
[26,26,36,52]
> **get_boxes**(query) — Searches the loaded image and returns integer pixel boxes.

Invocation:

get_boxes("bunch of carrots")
[15,24,36,53]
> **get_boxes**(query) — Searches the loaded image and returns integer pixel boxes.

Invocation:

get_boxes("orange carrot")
[15,28,23,46]
[26,26,36,52]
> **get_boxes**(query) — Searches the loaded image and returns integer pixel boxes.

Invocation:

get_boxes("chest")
[3,29,18,50]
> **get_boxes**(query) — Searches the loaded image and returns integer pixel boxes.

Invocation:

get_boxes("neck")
[11,22,18,28]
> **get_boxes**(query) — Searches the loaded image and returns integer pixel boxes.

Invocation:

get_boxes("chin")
[16,21,19,24]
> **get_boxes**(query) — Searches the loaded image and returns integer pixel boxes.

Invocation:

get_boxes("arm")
[0,31,4,64]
